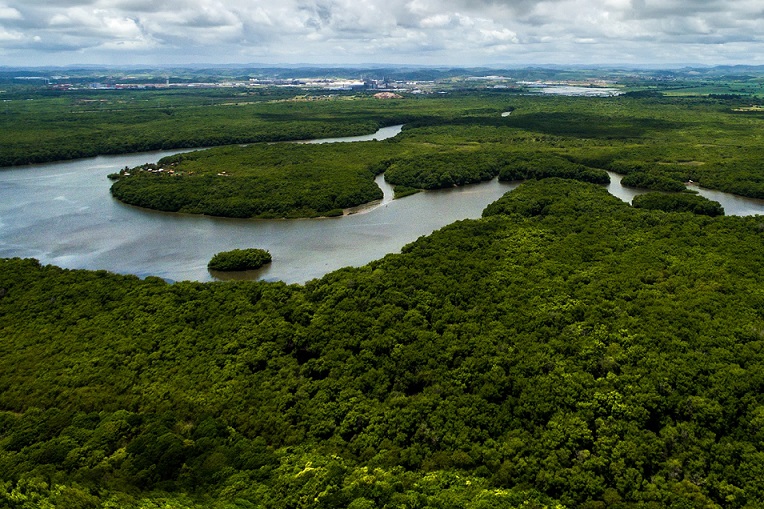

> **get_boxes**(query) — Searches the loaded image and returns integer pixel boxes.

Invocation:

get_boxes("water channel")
[2,125,763,284]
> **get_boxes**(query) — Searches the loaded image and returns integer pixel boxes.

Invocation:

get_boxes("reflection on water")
[691,185,764,217]
[606,171,650,203]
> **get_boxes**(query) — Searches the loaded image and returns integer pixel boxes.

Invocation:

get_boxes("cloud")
[0,26,22,41]
[0,0,761,65]
[0,5,21,20]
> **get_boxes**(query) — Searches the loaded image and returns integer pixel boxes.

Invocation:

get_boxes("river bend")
[1,126,763,283]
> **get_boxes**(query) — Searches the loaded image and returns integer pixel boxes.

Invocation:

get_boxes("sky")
[0,0,763,67]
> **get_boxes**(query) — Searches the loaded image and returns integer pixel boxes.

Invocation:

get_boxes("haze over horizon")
[0,0,762,68]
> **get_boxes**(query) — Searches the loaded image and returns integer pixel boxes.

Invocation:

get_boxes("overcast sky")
[0,0,762,67]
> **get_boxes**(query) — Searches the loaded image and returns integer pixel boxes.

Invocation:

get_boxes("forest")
[3,78,764,507]
[0,88,421,167]
[631,192,726,217]
[101,92,764,218]
[2,179,764,508]
[3,84,764,209]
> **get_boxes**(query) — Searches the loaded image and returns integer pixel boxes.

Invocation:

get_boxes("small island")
[207,248,272,271]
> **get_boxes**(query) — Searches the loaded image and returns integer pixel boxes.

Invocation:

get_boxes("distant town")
[12,73,624,96]
[3,64,764,97]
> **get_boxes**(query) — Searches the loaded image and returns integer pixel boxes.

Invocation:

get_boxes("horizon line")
[3,62,764,71]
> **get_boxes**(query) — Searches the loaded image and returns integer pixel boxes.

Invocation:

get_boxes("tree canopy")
[632,192,725,216]
[2,179,764,507]
[208,248,272,271]
[106,94,764,218]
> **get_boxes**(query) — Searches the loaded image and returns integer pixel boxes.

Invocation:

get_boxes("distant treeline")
[0,89,424,167]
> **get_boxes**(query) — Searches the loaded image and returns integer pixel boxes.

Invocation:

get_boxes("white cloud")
[419,14,455,29]
[0,26,21,40]
[0,0,761,65]
[0,5,21,20]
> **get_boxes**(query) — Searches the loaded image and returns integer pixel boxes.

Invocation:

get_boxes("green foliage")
[8,85,764,506]
[3,179,764,507]
[5,89,764,205]
[0,90,754,217]
[109,92,764,218]
[208,249,272,271]
[110,142,393,218]
[0,91,419,167]
[392,186,422,199]
[632,192,725,216]
[482,177,625,218]
[384,150,503,189]
[497,152,610,184]
[619,171,687,192]
[383,149,608,191]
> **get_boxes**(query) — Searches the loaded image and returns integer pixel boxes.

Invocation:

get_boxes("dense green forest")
[0,90,424,167]
[109,141,395,218]
[3,85,764,215]
[2,179,764,507]
[102,92,764,218]
[4,78,764,506]
[208,249,272,271]
[632,192,725,216]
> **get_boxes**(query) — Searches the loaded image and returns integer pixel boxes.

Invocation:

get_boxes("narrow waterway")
[1,130,763,284]
[605,171,764,217]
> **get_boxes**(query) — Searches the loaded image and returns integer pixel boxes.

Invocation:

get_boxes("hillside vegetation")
[2,179,764,507]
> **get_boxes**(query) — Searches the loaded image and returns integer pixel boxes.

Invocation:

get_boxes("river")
[1,128,763,284]
[0,126,520,283]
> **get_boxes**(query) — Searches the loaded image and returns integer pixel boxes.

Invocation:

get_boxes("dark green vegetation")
[208,248,272,272]
[496,153,610,185]
[383,151,609,191]
[0,89,414,167]
[632,192,725,217]
[3,179,764,507]
[4,76,764,217]
[110,142,394,218]
[391,185,422,199]
[5,70,764,506]
[104,91,764,218]
[619,173,686,193]
[384,151,505,190]
[2,64,764,169]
